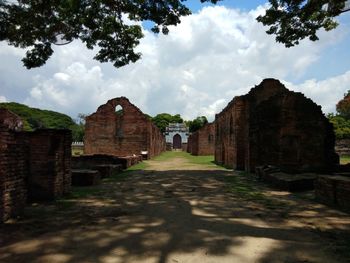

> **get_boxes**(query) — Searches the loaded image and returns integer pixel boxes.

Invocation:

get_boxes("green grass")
[67,186,103,199]
[340,155,350,164]
[71,147,84,156]
[224,172,287,210]
[152,151,187,161]
[153,151,220,167]
[126,161,149,171]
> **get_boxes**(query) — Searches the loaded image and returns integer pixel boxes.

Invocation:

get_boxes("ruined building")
[215,79,338,173]
[84,97,165,158]
[0,108,71,222]
[165,123,189,150]
[187,123,215,156]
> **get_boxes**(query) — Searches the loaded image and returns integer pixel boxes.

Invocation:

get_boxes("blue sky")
[0,1,349,120]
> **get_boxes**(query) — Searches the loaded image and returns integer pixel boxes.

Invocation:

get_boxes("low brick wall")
[315,175,350,212]
[72,170,101,186]
[255,166,317,191]
[72,154,142,171]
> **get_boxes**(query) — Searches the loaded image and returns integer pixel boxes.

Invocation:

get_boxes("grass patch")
[340,155,350,164]
[104,170,133,182]
[152,151,187,161]
[224,172,287,210]
[127,161,148,171]
[153,151,223,168]
[67,186,103,199]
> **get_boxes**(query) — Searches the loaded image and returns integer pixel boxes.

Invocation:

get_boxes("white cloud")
[285,71,350,114]
[0,5,349,121]
[0,95,7,102]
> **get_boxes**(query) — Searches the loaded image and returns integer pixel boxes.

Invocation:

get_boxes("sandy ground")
[1,153,350,263]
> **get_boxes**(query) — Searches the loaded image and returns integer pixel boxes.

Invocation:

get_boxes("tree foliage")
[257,0,347,47]
[336,90,350,119]
[328,91,350,139]
[0,0,219,68]
[152,113,183,132]
[328,113,350,139]
[1,0,346,68]
[186,116,208,133]
[0,102,84,141]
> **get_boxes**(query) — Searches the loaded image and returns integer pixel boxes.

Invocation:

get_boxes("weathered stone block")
[315,175,350,212]
[72,169,101,186]
[95,164,122,178]
[261,172,317,192]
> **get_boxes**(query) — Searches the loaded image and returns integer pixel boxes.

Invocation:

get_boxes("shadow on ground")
[1,170,350,263]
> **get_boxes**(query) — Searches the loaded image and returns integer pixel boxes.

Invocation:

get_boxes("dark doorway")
[173,134,182,149]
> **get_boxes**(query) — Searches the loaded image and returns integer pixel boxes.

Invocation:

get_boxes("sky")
[0,0,350,122]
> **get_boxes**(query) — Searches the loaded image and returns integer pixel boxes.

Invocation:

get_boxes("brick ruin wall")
[187,134,192,153]
[0,109,27,222]
[188,123,215,156]
[0,108,71,222]
[215,96,246,169]
[215,79,338,173]
[84,97,165,158]
[24,129,71,201]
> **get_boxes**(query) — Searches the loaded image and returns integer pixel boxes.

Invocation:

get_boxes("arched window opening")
[115,105,123,115]
[115,105,124,138]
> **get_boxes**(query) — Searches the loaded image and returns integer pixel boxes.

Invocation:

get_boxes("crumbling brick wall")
[24,129,71,201]
[84,97,165,158]
[0,109,27,222]
[189,123,215,156]
[0,108,72,222]
[215,79,338,173]
[187,134,193,153]
[215,96,247,169]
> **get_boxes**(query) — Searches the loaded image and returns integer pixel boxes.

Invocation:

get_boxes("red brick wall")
[24,129,72,201]
[215,79,338,173]
[215,97,247,169]
[187,135,192,153]
[84,97,165,158]
[0,108,72,222]
[0,128,27,222]
[189,123,215,156]
[0,109,27,222]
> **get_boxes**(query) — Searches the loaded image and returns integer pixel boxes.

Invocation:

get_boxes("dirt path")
[1,152,350,263]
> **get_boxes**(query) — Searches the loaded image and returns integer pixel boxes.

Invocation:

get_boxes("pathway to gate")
[1,152,350,263]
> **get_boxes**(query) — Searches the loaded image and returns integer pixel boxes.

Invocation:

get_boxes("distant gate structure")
[84,97,165,159]
[165,123,189,150]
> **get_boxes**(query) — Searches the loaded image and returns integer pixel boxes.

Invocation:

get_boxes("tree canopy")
[328,90,350,139]
[0,0,346,68]
[0,102,85,141]
[186,116,208,133]
[0,0,218,68]
[257,0,347,47]
[336,90,350,119]
[152,113,183,132]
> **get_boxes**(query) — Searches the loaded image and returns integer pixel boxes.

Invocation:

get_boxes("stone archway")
[173,134,182,149]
